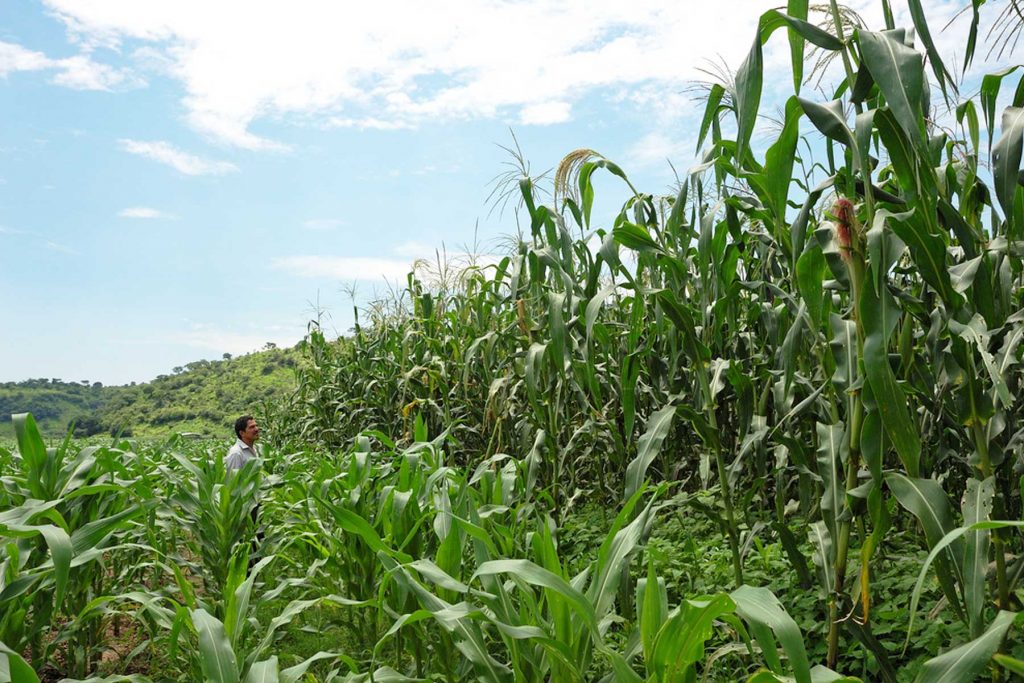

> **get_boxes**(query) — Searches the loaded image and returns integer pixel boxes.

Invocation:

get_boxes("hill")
[0,344,301,437]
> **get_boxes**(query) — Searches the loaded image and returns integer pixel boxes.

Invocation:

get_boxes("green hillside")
[0,344,301,437]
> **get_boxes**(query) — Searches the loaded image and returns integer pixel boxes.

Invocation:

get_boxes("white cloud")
[28,0,1002,152]
[0,39,134,90]
[0,41,50,74]
[37,0,781,148]
[119,206,173,219]
[302,218,345,230]
[519,101,572,125]
[273,243,504,286]
[118,139,238,175]
[624,131,696,170]
[272,255,415,282]
[327,117,415,131]
[392,240,437,259]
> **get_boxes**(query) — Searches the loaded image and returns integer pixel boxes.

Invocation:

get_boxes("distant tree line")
[0,345,301,437]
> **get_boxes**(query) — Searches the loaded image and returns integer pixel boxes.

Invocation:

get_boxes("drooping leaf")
[624,404,677,501]
[731,586,811,683]
[992,107,1024,226]
[858,29,925,150]
[0,640,40,683]
[887,473,966,634]
[981,66,1023,151]
[905,0,956,102]
[914,610,1015,683]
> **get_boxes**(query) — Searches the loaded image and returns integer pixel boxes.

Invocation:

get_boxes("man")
[227,415,260,470]
[227,415,263,567]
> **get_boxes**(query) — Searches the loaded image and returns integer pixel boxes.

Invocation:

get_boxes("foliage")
[0,346,301,437]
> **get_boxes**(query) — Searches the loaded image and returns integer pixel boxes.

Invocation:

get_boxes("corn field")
[4,1,1024,680]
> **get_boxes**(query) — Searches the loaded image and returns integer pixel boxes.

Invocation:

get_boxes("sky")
[0,0,1014,385]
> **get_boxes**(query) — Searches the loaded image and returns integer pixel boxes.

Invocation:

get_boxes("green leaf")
[666,181,689,238]
[981,66,1023,151]
[621,353,641,445]
[858,29,925,150]
[761,97,804,242]
[656,290,710,366]
[797,98,855,148]
[613,223,662,253]
[962,0,984,74]
[994,654,1024,676]
[796,245,826,329]
[192,608,241,683]
[816,422,846,539]
[472,559,600,637]
[548,291,567,374]
[70,504,146,555]
[12,413,47,498]
[914,610,1015,683]
[808,521,834,597]
[2,523,72,609]
[865,209,909,295]
[992,107,1024,226]
[906,0,955,102]
[885,211,959,308]
[0,640,40,683]
[624,404,676,501]
[731,586,811,683]
[859,273,920,476]
[828,314,857,394]
[585,285,617,341]
[791,176,833,264]
[638,558,666,662]
[961,477,994,639]
[735,9,839,165]
[650,593,736,678]
[787,0,809,93]
[950,315,1013,407]
[281,653,347,683]
[588,491,655,618]
[697,84,726,152]
[734,30,764,166]
[887,473,966,637]
[245,658,280,683]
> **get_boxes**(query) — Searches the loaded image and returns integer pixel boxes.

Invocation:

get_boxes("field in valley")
[3,2,1024,681]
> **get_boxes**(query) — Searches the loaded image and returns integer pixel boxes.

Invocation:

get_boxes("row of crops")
[5,1,1024,680]
[2,413,872,682]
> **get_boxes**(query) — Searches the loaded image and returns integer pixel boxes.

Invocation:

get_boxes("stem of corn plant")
[825,4,879,666]
[828,238,867,669]
[705,381,743,587]
[968,366,1010,613]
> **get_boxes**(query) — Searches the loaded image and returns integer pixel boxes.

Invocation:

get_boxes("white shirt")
[226,438,260,470]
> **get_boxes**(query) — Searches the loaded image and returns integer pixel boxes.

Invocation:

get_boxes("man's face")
[241,419,260,445]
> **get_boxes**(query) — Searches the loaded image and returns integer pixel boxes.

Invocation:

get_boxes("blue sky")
[0,0,1009,384]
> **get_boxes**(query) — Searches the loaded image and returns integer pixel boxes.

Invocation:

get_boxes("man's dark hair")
[234,415,254,439]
